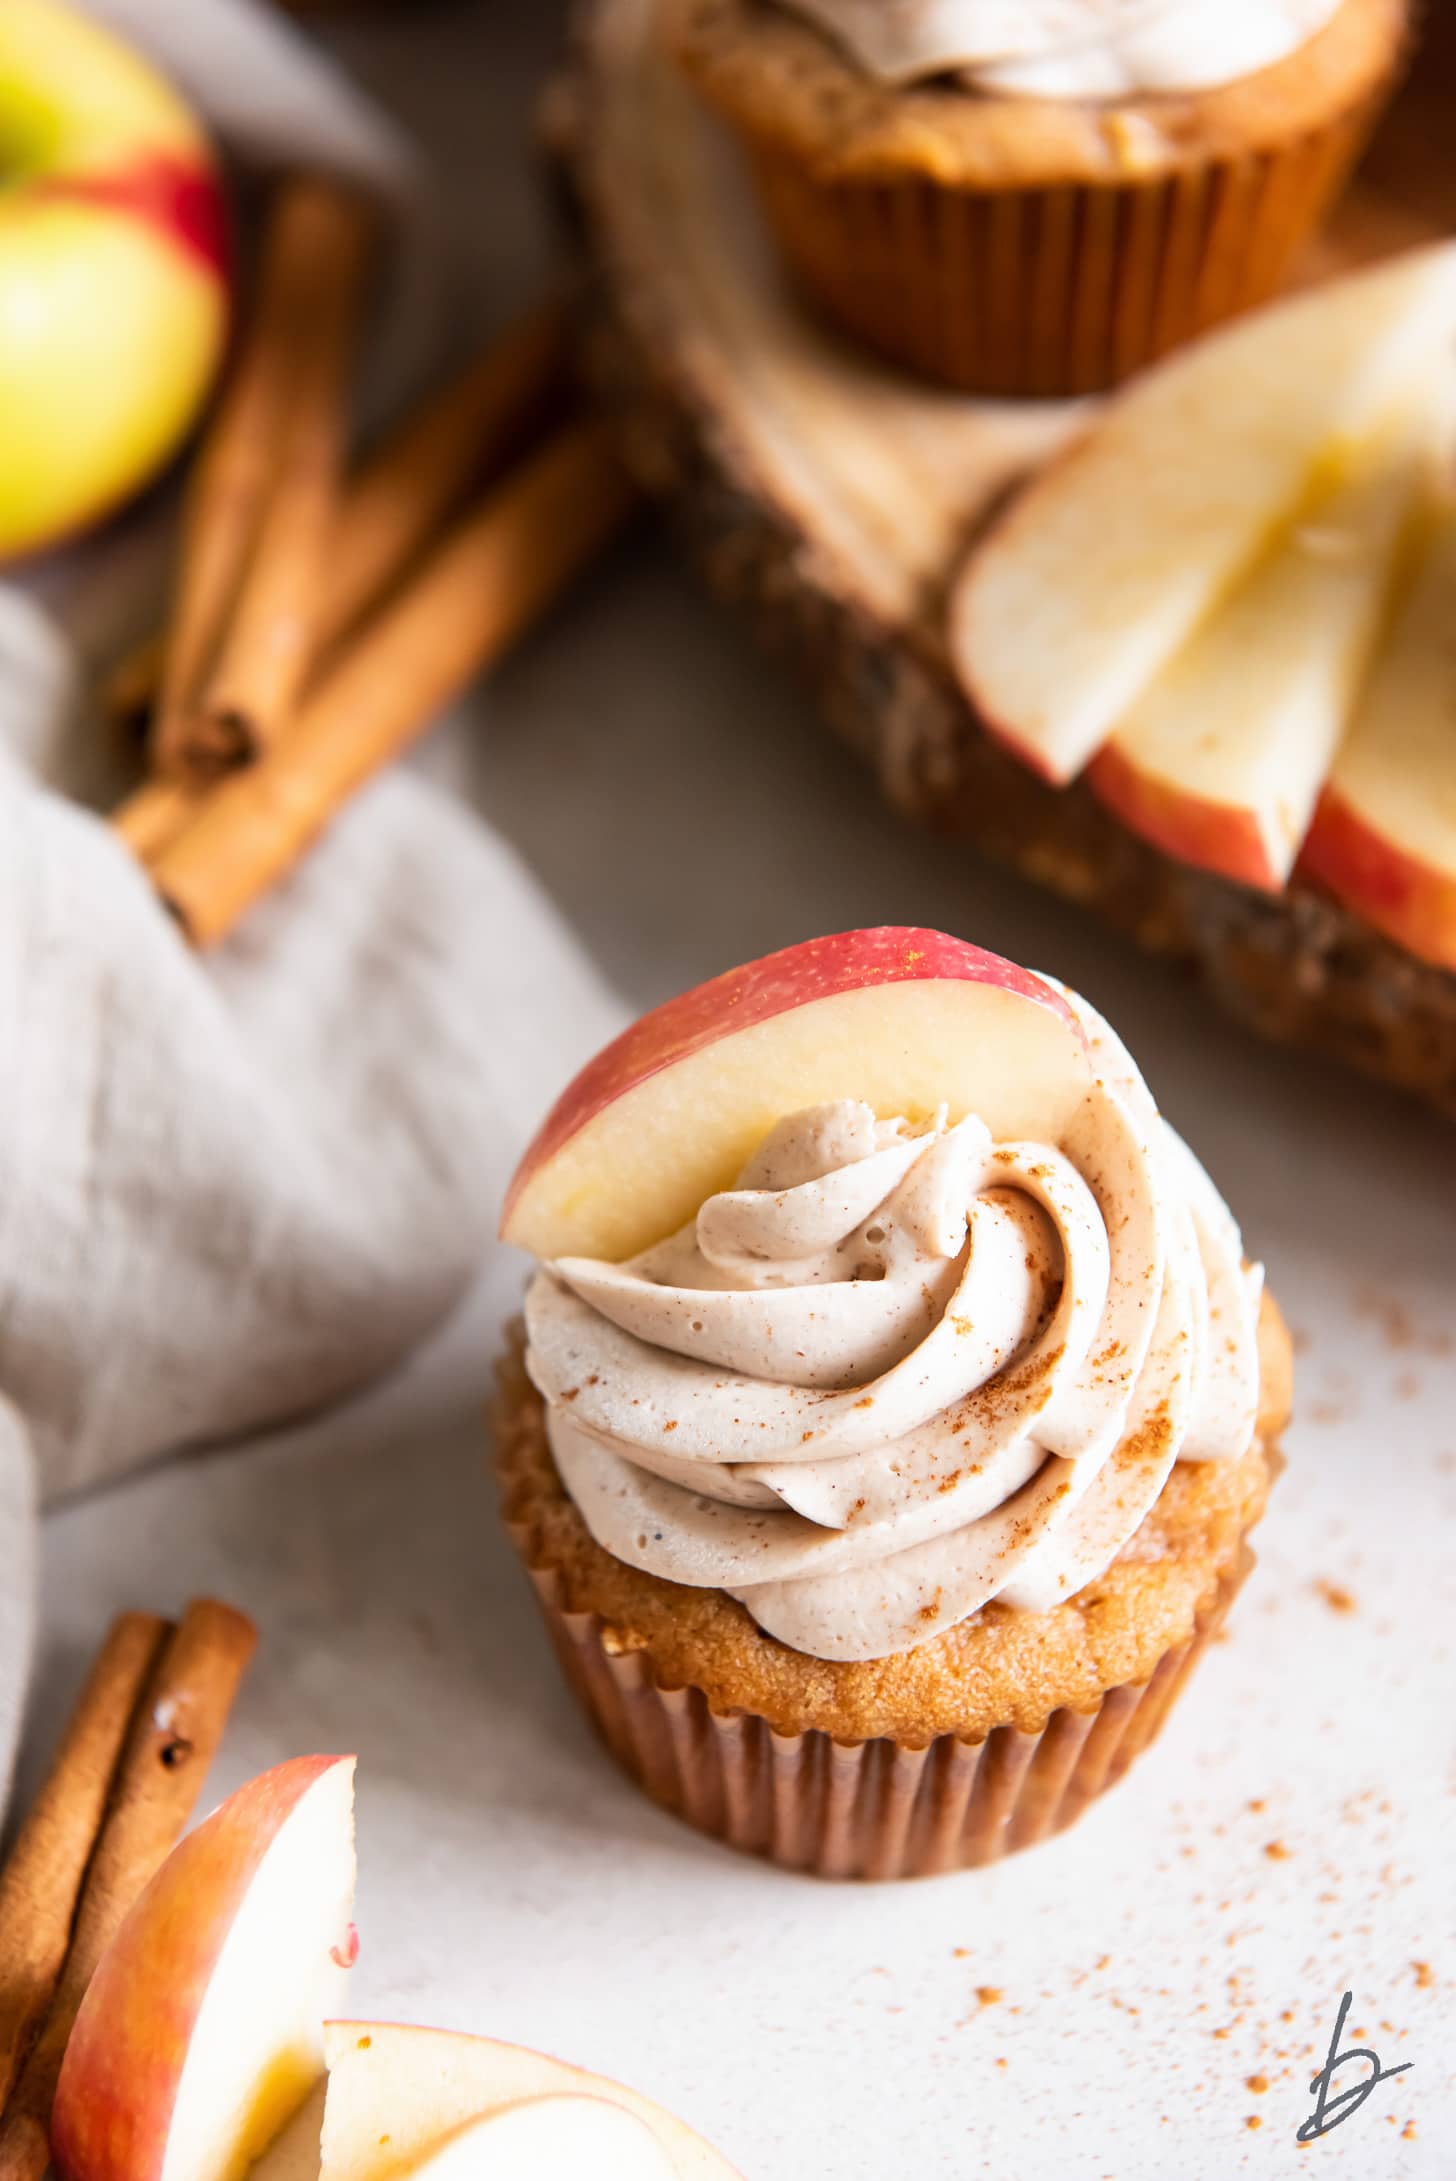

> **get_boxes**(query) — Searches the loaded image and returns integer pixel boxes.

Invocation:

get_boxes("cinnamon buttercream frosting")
[522,986,1264,1664]
[776,0,1343,97]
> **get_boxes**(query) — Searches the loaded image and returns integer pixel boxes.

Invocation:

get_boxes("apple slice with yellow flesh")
[246,2084,327,2181]
[952,243,1456,786]
[388,2096,677,2179]
[52,1757,357,2181]
[1300,485,1456,970]
[320,2023,743,2181]
[499,927,1091,1263]
[1087,394,1436,892]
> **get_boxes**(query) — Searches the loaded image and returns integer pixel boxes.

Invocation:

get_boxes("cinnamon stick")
[112,777,206,863]
[149,179,326,783]
[0,1615,169,2114]
[103,297,573,741]
[0,1601,256,2179]
[150,417,635,947]
[191,178,376,775]
[102,632,164,749]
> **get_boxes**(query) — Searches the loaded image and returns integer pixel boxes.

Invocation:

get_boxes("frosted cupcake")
[666,0,1408,395]
[495,929,1291,1878]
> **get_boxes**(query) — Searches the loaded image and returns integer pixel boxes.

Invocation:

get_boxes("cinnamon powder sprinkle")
[1413,1961,1434,1988]
[1264,1841,1292,1861]
[1246,2074,1269,2094]
[975,1987,1002,2007]
[1314,1578,1357,1614]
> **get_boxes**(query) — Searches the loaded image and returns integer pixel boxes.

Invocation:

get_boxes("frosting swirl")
[777,0,1343,99]
[523,986,1263,1663]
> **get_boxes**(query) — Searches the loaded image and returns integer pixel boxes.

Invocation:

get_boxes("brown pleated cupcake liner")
[504,1511,1257,1882]
[743,94,1383,397]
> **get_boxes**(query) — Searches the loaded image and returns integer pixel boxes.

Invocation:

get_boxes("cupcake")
[665,0,1408,396]
[495,928,1291,1879]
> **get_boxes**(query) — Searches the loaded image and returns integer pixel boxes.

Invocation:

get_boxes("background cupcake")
[495,929,1293,1880]
[666,0,1408,395]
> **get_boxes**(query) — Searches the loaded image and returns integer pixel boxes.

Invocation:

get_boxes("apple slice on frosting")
[952,243,1456,789]
[52,1756,358,2181]
[500,926,1092,1263]
[1300,486,1456,972]
[1086,393,1436,893]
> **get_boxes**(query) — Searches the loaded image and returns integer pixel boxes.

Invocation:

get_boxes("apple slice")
[320,2023,742,2181]
[1300,486,1456,970]
[396,2096,676,2179]
[246,2084,327,2181]
[53,1756,357,2181]
[951,243,1456,785]
[1087,401,1433,891]
[499,927,1091,1262]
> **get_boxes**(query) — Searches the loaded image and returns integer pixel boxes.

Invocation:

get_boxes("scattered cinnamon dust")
[1313,1578,1357,1615]
[1264,1841,1292,1861]
[1413,1961,1434,1989]
[1354,1287,1454,1356]
[976,1987,1002,2008]
[1246,2074,1269,2094]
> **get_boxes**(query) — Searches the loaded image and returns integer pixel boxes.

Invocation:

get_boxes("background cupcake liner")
[504,1511,1258,1882]
[745,95,1383,396]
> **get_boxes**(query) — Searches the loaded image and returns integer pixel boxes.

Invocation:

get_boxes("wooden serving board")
[555,0,1456,1118]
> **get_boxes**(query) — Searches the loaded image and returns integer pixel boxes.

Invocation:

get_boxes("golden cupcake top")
[667,0,1406,184]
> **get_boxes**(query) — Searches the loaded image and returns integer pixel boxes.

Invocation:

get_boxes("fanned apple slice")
[1087,400,1435,891]
[320,2023,742,2181]
[952,243,1456,785]
[53,1757,357,2181]
[500,928,1090,1263]
[1300,486,1456,970]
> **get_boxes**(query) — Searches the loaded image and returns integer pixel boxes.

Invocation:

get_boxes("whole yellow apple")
[0,0,229,563]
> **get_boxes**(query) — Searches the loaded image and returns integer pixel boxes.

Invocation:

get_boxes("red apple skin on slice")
[52,1755,356,2181]
[1088,741,1282,892]
[1301,784,1456,971]
[499,927,1091,1263]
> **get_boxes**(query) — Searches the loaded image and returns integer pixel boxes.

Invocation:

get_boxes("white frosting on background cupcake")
[778,0,1343,97]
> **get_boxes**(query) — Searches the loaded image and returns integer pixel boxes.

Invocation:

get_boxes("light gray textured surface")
[9,5,1455,2177]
